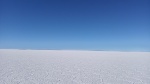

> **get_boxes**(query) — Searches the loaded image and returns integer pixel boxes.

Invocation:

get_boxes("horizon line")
[0,48,149,52]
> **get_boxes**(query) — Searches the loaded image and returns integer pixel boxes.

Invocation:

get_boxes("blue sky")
[0,0,150,51]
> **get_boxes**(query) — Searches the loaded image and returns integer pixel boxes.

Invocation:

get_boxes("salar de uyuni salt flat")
[0,49,150,84]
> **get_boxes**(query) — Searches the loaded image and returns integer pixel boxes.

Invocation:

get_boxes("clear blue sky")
[0,0,150,51]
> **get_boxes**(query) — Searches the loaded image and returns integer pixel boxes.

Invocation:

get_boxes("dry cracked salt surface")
[0,49,150,84]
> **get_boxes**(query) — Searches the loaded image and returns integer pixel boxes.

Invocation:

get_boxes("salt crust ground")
[0,49,150,84]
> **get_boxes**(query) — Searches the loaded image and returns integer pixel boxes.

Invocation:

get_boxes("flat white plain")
[0,49,150,84]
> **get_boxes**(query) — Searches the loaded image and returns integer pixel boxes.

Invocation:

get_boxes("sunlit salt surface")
[0,49,150,84]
